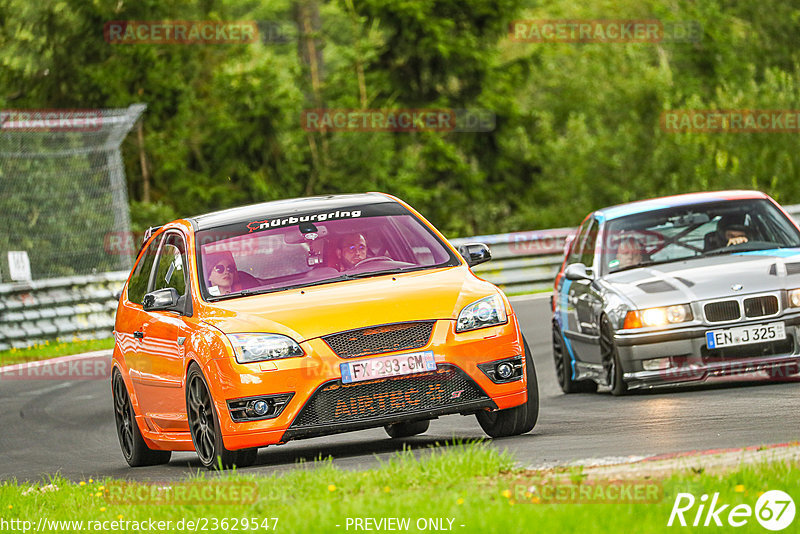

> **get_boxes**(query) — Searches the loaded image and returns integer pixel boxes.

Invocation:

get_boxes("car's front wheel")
[600,316,628,396]
[552,323,598,394]
[186,363,258,470]
[476,338,539,438]
[384,420,430,438]
[112,369,172,467]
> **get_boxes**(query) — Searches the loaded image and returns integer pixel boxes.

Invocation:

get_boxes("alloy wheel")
[188,375,216,465]
[112,373,134,459]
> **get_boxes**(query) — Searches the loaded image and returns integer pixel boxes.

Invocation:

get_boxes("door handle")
[133,331,144,339]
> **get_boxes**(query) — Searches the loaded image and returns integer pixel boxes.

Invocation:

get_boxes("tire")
[112,369,172,467]
[186,363,258,470]
[476,338,539,438]
[552,323,598,394]
[384,420,430,438]
[600,316,628,396]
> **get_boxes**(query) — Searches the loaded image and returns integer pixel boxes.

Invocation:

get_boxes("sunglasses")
[213,264,236,274]
[346,244,367,253]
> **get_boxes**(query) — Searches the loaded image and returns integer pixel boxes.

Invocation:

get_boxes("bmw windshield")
[195,202,459,300]
[602,199,800,275]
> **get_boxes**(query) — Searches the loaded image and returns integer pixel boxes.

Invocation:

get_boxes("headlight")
[456,295,508,333]
[226,333,304,364]
[789,289,800,308]
[623,304,693,329]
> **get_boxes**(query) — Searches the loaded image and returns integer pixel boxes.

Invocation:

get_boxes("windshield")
[602,198,800,274]
[195,202,459,300]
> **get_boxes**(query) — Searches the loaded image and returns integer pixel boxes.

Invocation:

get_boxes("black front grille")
[744,296,778,318]
[289,364,489,429]
[323,321,435,359]
[702,336,794,361]
[705,301,740,322]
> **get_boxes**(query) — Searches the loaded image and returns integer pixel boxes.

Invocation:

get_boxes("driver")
[335,233,368,271]
[722,224,749,247]
[717,215,750,247]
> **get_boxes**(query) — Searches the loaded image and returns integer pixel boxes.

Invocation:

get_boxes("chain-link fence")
[0,104,144,281]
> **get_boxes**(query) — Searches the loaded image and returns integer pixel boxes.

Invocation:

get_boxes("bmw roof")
[596,190,769,221]
[188,192,395,230]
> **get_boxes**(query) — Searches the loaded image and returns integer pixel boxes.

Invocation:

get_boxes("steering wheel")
[354,256,393,267]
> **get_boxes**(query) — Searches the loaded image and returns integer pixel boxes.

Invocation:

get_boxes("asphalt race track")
[1,295,799,482]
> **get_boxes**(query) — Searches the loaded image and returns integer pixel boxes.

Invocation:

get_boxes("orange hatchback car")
[112,193,538,469]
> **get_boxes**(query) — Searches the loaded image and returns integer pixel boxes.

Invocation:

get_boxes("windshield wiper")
[209,289,255,301]
[704,248,737,257]
[346,268,407,279]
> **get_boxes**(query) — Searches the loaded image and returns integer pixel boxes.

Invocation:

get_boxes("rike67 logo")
[668,490,795,531]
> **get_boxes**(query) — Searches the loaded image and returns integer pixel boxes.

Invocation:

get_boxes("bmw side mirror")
[143,288,180,312]
[564,263,592,281]
[458,243,492,267]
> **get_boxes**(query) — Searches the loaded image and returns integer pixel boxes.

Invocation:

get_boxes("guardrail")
[449,227,574,295]
[0,272,128,351]
[2,203,799,350]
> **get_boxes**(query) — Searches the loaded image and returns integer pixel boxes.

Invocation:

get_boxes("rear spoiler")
[136,225,162,256]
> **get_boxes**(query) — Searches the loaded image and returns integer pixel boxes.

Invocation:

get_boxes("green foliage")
[2,0,800,239]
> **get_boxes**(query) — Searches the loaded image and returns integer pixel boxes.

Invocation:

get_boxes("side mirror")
[143,288,180,312]
[458,243,492,267]
[564,263,592,281]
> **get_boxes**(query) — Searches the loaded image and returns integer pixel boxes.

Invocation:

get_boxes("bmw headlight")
[456,295,508,333]
[226,333,304,364]
[788,288,800,308]
[623,304,693,329]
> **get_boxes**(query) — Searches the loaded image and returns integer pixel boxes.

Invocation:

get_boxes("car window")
[195,202,459,300]
[579,219,599,268]
[603,198,800,274]
[568,217,592,265]
[153,234,188,297]
[127,235,162,305]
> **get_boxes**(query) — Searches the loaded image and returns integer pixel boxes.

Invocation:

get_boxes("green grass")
[1,442,796,533]
[0,337,114,366]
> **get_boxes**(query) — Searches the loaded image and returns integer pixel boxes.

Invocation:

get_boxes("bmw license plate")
[340,350,437,384]
[706,322,786,349]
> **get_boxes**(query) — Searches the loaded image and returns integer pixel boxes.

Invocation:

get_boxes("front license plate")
[706,322,786,349]
[340,350,437,384]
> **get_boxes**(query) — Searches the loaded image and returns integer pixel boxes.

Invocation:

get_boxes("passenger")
[335,233,368,271]
[616,236,644,269]
[205,251,242,296]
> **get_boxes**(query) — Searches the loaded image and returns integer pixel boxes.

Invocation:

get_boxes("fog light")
[496,362,514,380]
[642,357,671,371]
[250,400,270,416]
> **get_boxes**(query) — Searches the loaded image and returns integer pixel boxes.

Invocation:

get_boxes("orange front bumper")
[204,318,529,450]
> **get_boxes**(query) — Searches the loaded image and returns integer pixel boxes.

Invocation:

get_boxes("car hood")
[198,266,502,342]
[603,249,800,308]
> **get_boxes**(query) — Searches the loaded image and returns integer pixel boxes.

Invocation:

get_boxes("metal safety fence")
[0,104,143,281]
